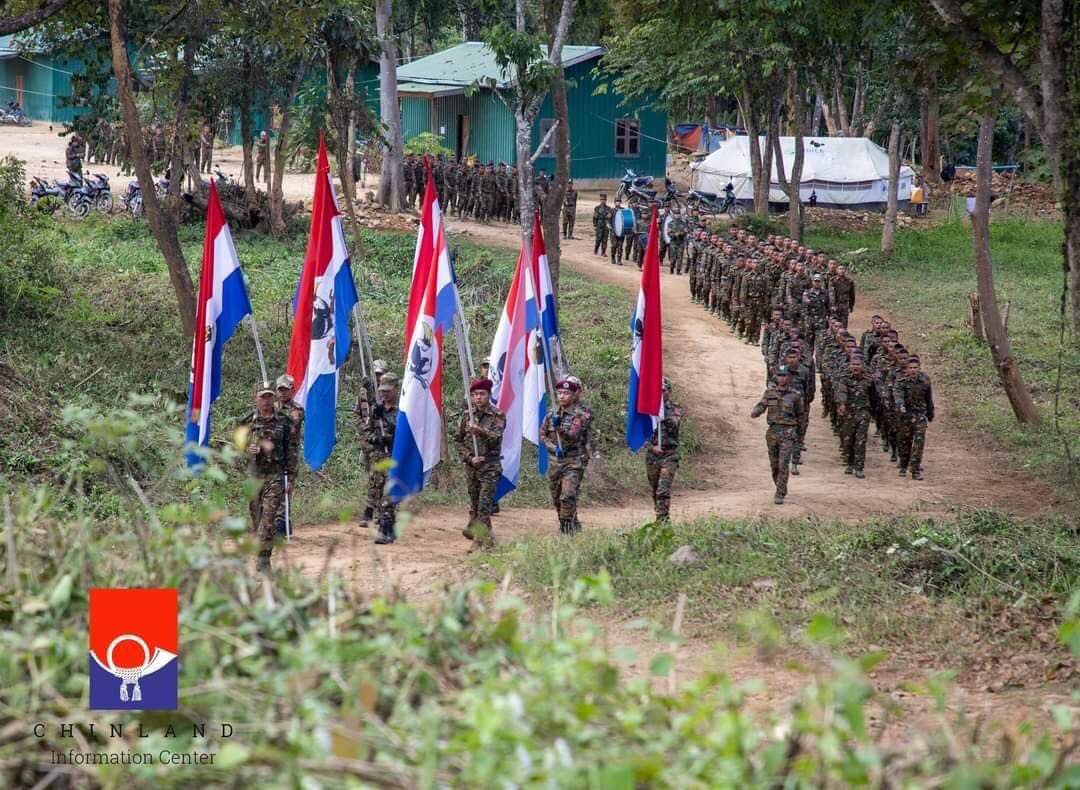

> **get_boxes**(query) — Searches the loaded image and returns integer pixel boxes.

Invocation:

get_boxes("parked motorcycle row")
[615,167,745,217]
[30,167,235,220]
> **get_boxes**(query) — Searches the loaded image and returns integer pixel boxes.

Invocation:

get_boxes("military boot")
[255,548,272,573]
[358,506,373,529]
[374,515,396,545]
[854,470,865,479]
[845,465,854,475]
[462,518,476,540]
[773,493,785,505]
[911,469,923,480]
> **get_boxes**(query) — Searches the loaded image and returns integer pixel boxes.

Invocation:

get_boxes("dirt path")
[273,209,1068,737]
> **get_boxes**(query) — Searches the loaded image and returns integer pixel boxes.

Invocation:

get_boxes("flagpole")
[452,310,481,458]
[351,304,370,380]
[247,316,269,382]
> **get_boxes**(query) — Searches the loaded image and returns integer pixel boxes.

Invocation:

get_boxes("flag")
[286,133,359,470]
[523,212,561,473]
[387,167,458,502]
[185,181,253,469]
[626,204,664,451]
[488,243,532,500]
[405,157,438,359]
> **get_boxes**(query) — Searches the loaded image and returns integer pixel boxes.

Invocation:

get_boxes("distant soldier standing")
[363,374,400,544]
[610,197,625,265]
[802,272,830,352]
[255,131,270,184]
[199,122,214,174]
[593,193,612,256]
[540,378,593,534]
[65,133,85,177]
[668,209,688,274]
[454,378,506,550]
[480,162,497,221]
[645,378,684,522]
[403,154,416,207]
[240,381,296,573]
[562,179,578,238]
[829,263,856,327]
[495,162,509,221]
[273,374,305,538]
[750,365,804,505]
[892,355,934,479]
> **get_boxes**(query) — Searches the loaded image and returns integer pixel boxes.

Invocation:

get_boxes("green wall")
[531,58,667,180]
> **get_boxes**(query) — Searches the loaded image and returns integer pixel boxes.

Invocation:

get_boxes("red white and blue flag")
[489,242,533,500]
[185,181,253,469]
[522,212,561,473]
[626,205,664,451]
[388,164,458,502]
[286,134,359,470]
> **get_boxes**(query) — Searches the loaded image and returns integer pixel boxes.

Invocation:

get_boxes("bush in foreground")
[0,417,1078,788]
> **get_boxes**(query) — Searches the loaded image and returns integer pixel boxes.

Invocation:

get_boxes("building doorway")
[456,114,470,161]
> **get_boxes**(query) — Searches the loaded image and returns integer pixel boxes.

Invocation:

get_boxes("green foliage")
[0,421,1077,787]
[0,216,648,517]
[493,511,1080,656]
[403,132,454,157]
[0,157,65,320]
[804,218,1079,489]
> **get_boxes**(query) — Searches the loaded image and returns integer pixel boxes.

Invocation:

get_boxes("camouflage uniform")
[829,274,856,327]
[562,185,578,238]
[835,371,874,474]
[255,135,270,184]
[668,214,688,274]
[784,358,815,466]
[361,398,399,540]
[494,164,509,221]
[454,403,506,547]
[540,402,593,533]
[645,397,684,521]
[751,379,804,502]
[610,207,625,264]
[241,407,297,568]
[480,166,497,220]
[737,265,767,344]
[272,396,305,533]
[593,200,612,255]
[892,371,934,477]
[802,285,830,352]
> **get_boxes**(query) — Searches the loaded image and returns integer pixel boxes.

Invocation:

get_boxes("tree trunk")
[740,78,766,217]
[973,111,1040,424]
[376,0,405,209]
[813,78,837,135]
[834,74,850,136]
[881,120,901,257]
[921,90,942,183]
[787,72,805,241]
[271,61,307,234]
[107,0,195,338]
[239,61,257,213]
[541,52,571,300]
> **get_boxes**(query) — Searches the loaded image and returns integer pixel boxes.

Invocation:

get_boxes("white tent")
[691,136,915,209]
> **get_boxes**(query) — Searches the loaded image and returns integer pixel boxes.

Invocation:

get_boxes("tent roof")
[693,135,914,184]
[397,41,602,96]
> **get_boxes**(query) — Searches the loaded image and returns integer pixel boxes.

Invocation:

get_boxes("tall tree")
[925,0,1080,334]
[971,109,1040,424]
[107,0,195,336]
[376,0,405,209]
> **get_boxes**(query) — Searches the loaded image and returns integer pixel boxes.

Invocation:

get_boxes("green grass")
[804,217,1080,491]
[485,511,1080,660]
[0,211,684,519]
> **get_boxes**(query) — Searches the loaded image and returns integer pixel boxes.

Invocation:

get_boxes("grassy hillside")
[804,217,1079,493]
[0,195,693,520]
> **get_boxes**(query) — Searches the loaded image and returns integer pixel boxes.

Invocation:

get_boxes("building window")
[538,118,555,156]
[614,118,640,157]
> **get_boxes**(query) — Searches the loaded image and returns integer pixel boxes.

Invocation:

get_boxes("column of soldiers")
[680,227,933,504]
[402,155,581,229]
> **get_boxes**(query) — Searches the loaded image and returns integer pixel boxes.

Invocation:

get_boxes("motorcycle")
[82,172,113,213]
[614,168,653,202]
[686,184,744,217]
[30,174,90,217]
[0,102,31,126]
[122,180,144,219]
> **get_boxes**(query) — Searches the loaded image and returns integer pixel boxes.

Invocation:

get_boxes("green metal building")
[397,42,667,181]
[0,35,85,123]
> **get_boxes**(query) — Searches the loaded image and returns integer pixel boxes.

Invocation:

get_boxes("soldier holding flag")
[454,378,506,550]
[541,379,593,535]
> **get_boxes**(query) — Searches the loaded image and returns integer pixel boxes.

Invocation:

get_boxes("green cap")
[775,365,791,376]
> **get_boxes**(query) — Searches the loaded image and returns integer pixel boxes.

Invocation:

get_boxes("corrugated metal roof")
[397,41,601,90]
[398,81,465,98]
[0,35,18,59]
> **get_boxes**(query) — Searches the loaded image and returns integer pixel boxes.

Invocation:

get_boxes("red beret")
[470,378,493,392]
[556,379,580,392]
